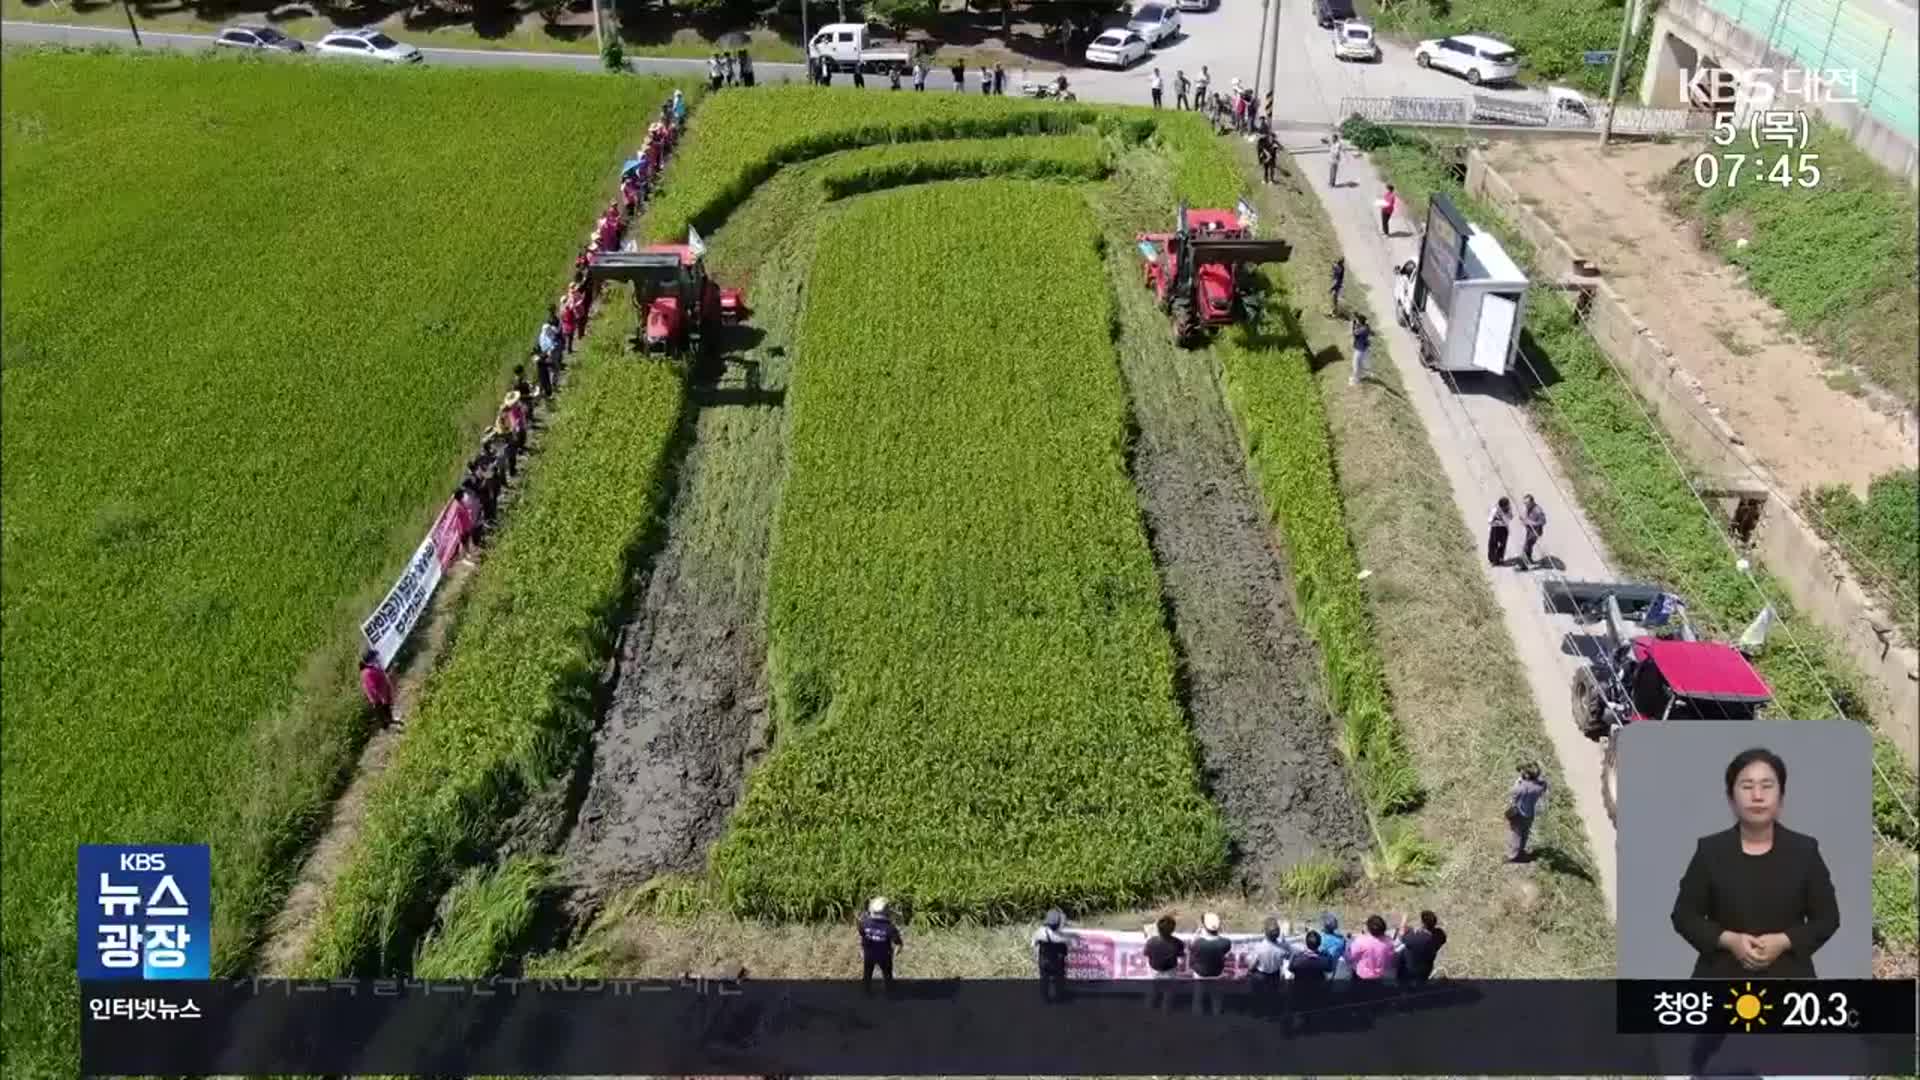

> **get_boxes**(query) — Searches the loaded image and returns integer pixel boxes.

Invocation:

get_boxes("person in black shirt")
[951,58,965,90]
[1287,930,1331,1034]
[1142,914,1185,1010]
[1257,130,1279,184]
[857,896,904,993]
[1032,908,1070,1002]
[1395,910,1447,985]
[1329,257,1346,317]
[1188,912,1232,1015]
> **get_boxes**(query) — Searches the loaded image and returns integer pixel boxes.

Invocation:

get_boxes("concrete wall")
[1465,150,1920,765]
[1642,0,1919,185]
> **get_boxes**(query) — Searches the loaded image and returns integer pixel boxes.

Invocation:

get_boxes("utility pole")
[1597,0,1635,145]
[591,0,603,56]
[1253,0,1272,117]
[801,0,810,70]
[121,0,142,46]
[1264,0,1280,127]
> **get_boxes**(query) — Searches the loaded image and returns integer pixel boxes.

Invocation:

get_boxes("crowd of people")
[355,92,691,729]
[708,50,756,90]
[854,896,1453,1018]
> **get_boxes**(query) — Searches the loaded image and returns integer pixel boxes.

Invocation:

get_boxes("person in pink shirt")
[1378,183,1399,237]
[1347,914,1397,980]
[359,651,394,728]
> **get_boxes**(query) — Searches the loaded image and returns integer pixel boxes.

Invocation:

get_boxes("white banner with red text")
[1062,928,1312,979]
[360,498,469,669]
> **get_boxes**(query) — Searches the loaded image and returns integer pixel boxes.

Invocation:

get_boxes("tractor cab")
[1617,637,1772,723]
[587,245,745,357]
[1136,201,1291,346]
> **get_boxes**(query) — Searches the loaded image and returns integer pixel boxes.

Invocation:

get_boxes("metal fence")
[1705,0,1920,140]
[1339,96,1713,134]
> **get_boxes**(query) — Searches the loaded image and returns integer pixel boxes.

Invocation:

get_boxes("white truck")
[808,22,918,75]
[1392,192,1528,377]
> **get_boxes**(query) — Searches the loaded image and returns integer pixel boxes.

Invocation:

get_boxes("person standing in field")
[1349,312,1372,387]
[1257,129,1279,183]
[1188,912,1232,1015]
[1175,69,1190,110]
[994,62,1007,95]
[1328,132,1344,188]
[914,58,929,90]
[738,50,755,87]
[359,651,394,728]
[1032,909,1071,1002]
[1315,913,1348,972]
[709,53,724,91]
[980,64,993,95]
[1394,910,1447,986]
[858,897,904,993]
[1487,496,1513,566]
[1378,182,1399,236]
[1518,494,1547,570]
[1507,763,1549,862]
[1150,67,1164,108]
[1246,917,1291,1016]
[534,348,556,401]
[1329,257,1346,317]
[1194,65,1210,111]
[1348,915,1396,980]
[1142,914,1186,1010]
[889,65,902,90]
[853,60,867,89]
[951,57,965,90]
[721,51,736,87]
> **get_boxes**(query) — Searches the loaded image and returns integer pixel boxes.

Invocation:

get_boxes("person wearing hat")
[1032,909,1071,1002]
[857,897,904,993]
[1188,912,1232,1015]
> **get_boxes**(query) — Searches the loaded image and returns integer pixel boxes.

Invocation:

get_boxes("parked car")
[315,29,423,63]
[1332,20,1379,62]
[1313,0,1356,29]
[1174,0,1216,12]
[1125,3,1182,45]
[1414,34,1520,85]
[213,24,304,52]
[807,21,916,74]
[1085,29,1150,67]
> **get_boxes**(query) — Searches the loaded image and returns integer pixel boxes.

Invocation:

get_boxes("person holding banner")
[359,650,395,728]
[1189,912,1232,1015]
[1247,917,1291,1016]
[1032,909,1070,1002]
[1142,915,1186,1010]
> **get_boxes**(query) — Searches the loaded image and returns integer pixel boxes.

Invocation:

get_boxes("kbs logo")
[1683,66,1862,110]
[78,845,210,981]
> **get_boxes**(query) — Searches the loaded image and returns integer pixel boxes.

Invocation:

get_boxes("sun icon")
[1724,981,1773,1031]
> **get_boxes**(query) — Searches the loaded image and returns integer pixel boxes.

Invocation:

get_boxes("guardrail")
[1340,96,1714,135]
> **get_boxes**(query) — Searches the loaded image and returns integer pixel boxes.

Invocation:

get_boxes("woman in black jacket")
[1670,747,1839,978]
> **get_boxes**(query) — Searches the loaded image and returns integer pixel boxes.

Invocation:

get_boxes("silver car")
[213,25,304,52]
[1125,2,1182,46]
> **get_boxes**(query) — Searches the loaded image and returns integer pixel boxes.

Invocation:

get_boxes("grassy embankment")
[1365,122,1920,950]
[0,49,679,1077]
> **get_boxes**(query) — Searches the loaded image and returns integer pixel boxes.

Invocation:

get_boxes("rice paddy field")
[0,50,678,1075]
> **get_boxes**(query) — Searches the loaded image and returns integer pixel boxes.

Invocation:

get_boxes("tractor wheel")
[1600,733,1620,826]
[1170,297,1198,346]
[1571,668,1602,739]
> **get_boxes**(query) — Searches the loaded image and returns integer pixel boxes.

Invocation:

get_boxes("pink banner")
[429,498,467,569]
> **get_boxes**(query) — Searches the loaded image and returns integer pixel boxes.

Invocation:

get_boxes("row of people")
[356,95,689,731]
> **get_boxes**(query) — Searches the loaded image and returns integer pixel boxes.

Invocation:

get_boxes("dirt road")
[1294,139,1623,918]
[1486,140,1916,500]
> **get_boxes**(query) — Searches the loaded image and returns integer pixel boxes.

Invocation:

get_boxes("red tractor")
[587,245,745,358]
[1546,579,1773,824]
[1136,202,1292,347]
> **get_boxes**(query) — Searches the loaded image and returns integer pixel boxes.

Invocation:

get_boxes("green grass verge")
[1803,469,1920,647]
[816,134,1110,199]
[1361,0,1644,95]
[1659,118,1920,410]
[0,49,679,1073]
[297,308,687,976]
[412,856,553,979]
[710,179,1229,922]
[1367,127,1920,911]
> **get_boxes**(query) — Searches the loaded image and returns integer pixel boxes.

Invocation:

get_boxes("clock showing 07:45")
[1692,152,1822,189]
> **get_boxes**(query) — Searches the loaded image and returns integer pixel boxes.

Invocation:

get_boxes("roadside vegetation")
[1361,120,1920,946]
[1660,118,1920,411]
[0,49,678,1074]
[1361,0,1647,95]
[1803,469,1920,647]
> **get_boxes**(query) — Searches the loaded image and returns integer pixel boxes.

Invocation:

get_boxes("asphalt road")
[3,2,1545,125]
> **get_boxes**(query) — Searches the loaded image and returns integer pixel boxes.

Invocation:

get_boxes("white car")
[1414,34,1519,85]
[1085,29,1150,68]
[315,29,423,64]
[213,24,304,52]
[1125,3,1182,46]
[1175,0,1216,10]
[1333,20,1379,62]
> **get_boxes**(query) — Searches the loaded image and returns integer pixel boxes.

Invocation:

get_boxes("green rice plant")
[1363,822,1441,887]
[1,51,681,1073]
[709,181,1229,922]
[413,856,553,979]
[1277,855,1348,905]
[299,309,687,977]
[817,135,1110,200]
[1871,845,1918,948]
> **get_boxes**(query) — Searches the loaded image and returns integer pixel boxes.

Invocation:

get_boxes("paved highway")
[4,2,1546,125]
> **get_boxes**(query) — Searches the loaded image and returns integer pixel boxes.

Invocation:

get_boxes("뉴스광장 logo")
[77,845,211,980]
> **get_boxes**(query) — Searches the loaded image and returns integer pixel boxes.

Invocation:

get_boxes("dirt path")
[1487,140,1917,499]
[1292,138,1622,917]
[1094,181,1371,885]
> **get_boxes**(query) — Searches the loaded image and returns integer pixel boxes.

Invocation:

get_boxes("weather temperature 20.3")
[1616,980,1917,1035]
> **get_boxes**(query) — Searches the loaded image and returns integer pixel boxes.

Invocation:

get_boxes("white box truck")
[808,22,917,75]
[1392,192,1528,377]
